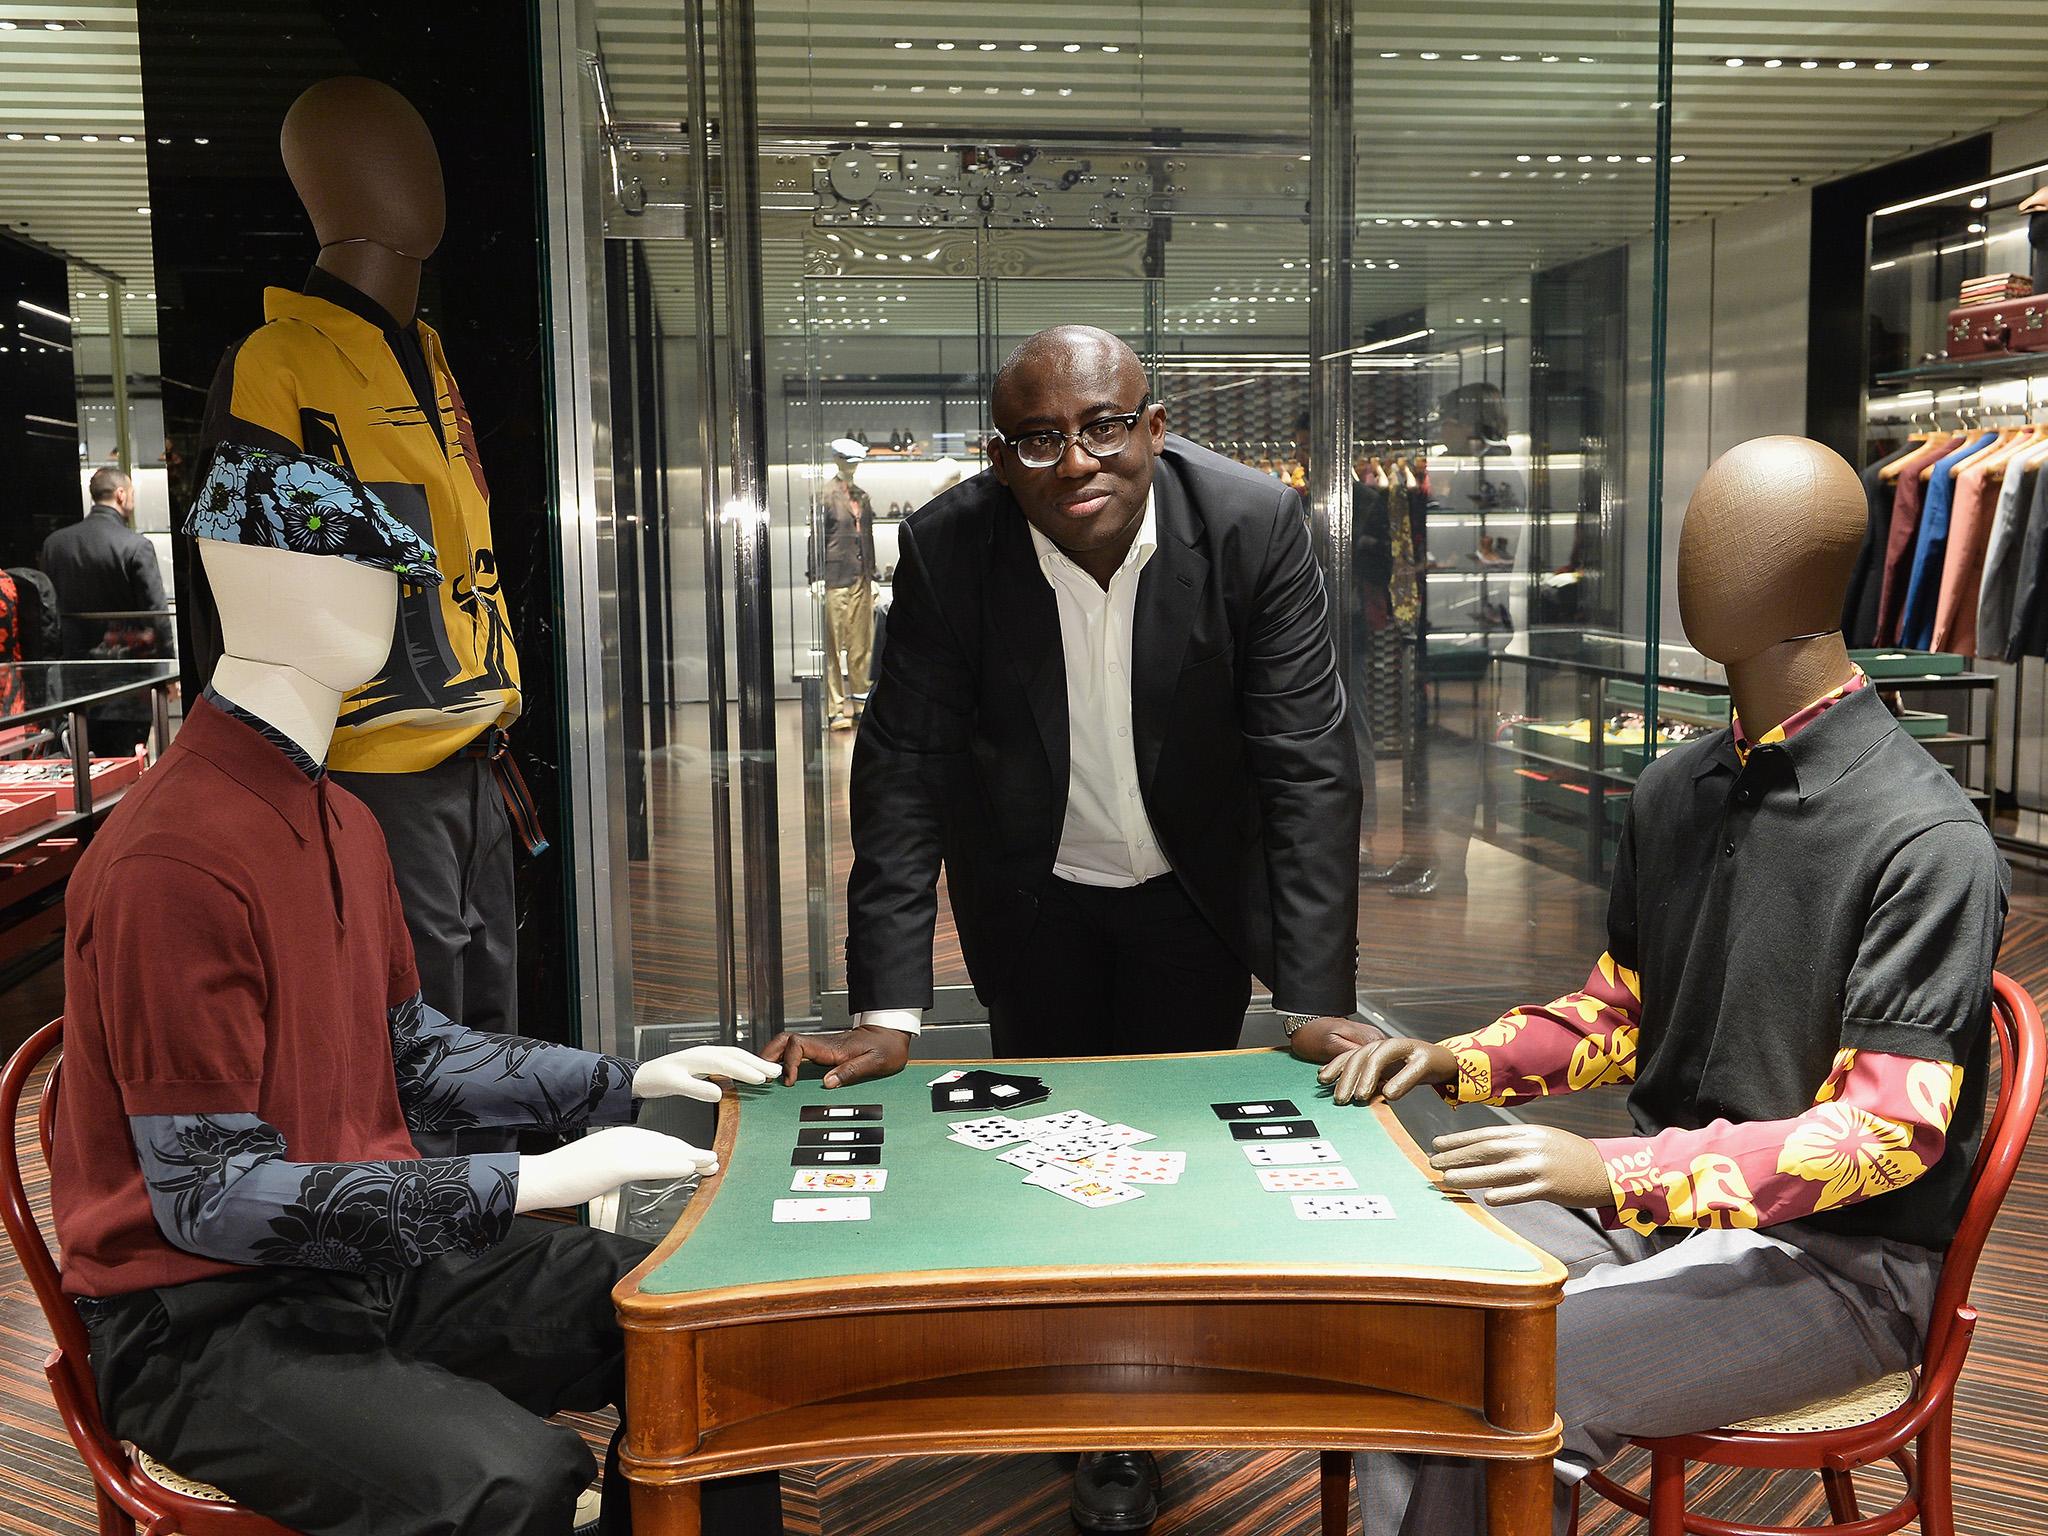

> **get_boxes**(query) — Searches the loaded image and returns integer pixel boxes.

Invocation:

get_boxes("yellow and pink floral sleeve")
[1590,1050,1963,1236]
[1435,952,1643,1108]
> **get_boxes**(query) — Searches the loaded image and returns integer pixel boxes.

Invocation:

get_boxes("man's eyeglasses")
[992,398,1151,470]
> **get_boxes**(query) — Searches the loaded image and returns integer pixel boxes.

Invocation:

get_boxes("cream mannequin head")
[202,542,397,761]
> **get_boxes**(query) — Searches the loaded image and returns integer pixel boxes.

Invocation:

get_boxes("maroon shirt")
[51,698,423,1296]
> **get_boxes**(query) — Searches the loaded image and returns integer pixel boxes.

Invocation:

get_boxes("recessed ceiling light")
[1058,87,1072,95]
[136,205,150,214]
[1969,222,1987,234]
[118,134,134,142]
[910,84,924,92]
[1912,61,1932,71]
[1516,154,1531,162]
[193,136,208,144]
[1461,53,1480,61]
[1800,59,1819,69]
[1636,155,1652,163]
[0,21,15,29]
[1764,58,1783,68]
[1607,154,1622,163]
[893,40,911,49]
[80,133,96,142]
[1380,50,1399,59]
[888,120,903,127]
[1577,154,1593,163]
[1874,61,1892,71]
[948,84,961,93]
[43,20,64,30]
[936,40,954,50]
[1018,42,1036,51]
[1063,42,1080,52]
[1670,154,1686,164]
[1501,54,1520,62]
[1498,221,1512,228]
[1540,54,1559,63]
[978,41,995,50]
[3,134,20,142]
[1102,44,1120,53]
[1545,154,1561,163]
[1839,60,1857,70]
[854,120,868,127]
[983,85,997,93]
[1725,58,1745,68]
[1021,86,1035,94]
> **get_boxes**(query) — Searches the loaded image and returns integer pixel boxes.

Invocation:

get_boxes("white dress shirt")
[858,492,1168,1036]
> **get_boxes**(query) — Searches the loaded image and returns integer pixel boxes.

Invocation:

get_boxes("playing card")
[927,1070,966,1086]
[791,1146,881,1167]
[1256,1166,1358,1192]
[1092,1149,1185,1185]
[1291,1195,1393,1221]
[997,1144,1057,1172]
[1028,1130,1126,1163]
[791,1168,888,1192]
[1242,1139,1341,1167]
[801,1103,883,1123]
[1027,1168,1144,1208]
[1092,1123,1157,1148]
[930,1069,1048,1114]
[946,1115,1029,1149]
[1018,1110,1106,1139]
[1212,1099,1302,1120]
[1228,1118,1320,1142]
[772,1197,872,1223]
[795,1125,883,1148]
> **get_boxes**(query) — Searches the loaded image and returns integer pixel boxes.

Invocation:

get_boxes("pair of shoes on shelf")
[1072,1450,1162,1532]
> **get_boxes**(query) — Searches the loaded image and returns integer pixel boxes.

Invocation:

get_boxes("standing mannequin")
[54,451,785,1534]
[815,437,879,730]
[192,75,532,1159]
[1307,437,2004,1535]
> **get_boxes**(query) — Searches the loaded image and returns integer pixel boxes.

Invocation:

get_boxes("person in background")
[39,467,173,755]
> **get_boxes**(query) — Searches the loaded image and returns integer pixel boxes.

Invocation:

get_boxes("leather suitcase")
[1947,300,2013,358]
[1996,295,2048,352]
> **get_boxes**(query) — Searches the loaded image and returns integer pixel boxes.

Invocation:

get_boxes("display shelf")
[1873,353,2048,391]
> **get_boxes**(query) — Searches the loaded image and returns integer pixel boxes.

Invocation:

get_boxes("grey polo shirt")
[1610,681,2007,1249]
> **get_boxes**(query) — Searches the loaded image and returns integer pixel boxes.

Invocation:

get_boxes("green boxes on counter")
[1605,679,1731,724]
[1849,648,1968,679]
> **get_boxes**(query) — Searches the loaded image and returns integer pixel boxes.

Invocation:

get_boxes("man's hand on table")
[761,1024,911,1089]
[1286,1015,1382,1066]
[633,1045,781,1103]
[1428,1125,1614,1210]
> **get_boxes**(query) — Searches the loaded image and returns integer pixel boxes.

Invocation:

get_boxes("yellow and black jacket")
[194,280,520,773]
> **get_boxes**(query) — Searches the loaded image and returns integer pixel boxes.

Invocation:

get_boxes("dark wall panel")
[135,2,575,1045]
[0,233,80,567]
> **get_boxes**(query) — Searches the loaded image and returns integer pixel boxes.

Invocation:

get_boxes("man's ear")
[988,438,1012,489]
[1147,403,1168,449]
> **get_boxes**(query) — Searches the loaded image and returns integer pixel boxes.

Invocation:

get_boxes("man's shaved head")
[991,325,1146,425]
[987,325,1166,585]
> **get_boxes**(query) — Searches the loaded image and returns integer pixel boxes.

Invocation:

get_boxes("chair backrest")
[0,1020,132,1488]
[1922,972,2045,1365]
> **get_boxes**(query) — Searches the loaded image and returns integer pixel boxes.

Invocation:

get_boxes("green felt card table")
[614,1049,1565,1535]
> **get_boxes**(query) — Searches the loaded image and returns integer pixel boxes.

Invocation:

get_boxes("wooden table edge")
[613,1047,1570,1321]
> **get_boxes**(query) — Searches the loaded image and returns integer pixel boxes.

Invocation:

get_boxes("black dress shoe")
[1071,1450,1161,1532]
[1361,853,1425,885]
[1388,866,1467,899]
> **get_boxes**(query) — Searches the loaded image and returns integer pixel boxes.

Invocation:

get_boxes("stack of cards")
[944,1103,1181,1210]
[780,1103,886,1222]
[1213,1099,1393,1222]
[928,1068,1050,1113]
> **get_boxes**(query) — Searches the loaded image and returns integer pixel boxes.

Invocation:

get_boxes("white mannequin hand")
[632,1045,781,1104]
[515,1126,718,1214]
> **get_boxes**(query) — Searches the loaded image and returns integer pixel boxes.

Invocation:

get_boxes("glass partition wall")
[544,0,1675,1063]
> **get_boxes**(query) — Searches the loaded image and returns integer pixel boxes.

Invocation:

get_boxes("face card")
[1018,1110,1106,1139]
[1027,1168,1144,1208]
[772,1196,872,1223]
[800,1103,883,1123]
[1291,1194,1393,1221]
[1093,1148,1185,1184]
[1212,1099,1302,1120]
[1228,1118,1321,1142]
[1242,1139,1341,1167]
[795,1125,884,1148]
[945,1115,1029,1149]
[792,1146,881,1167]
[1256,1165,1358,1193]
[791,1168,888,1192]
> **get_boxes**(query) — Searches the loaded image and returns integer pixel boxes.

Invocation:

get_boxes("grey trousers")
[1358,1199,1942,1536]
[331,752,518,1158]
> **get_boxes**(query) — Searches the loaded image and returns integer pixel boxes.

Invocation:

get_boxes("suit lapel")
[1132,458,1209,793]
[988,506,1069,793]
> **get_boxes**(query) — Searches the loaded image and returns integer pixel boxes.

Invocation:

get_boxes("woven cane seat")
[133,1448,237,1503]
[1729,1370,1916,1433]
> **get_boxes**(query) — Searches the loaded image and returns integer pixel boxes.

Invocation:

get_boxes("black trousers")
[332,753,518,1158]
[84,1219,781,1536]
[985,875,1252,1058]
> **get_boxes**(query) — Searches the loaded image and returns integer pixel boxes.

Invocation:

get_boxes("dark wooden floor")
[0,711,2041,1534]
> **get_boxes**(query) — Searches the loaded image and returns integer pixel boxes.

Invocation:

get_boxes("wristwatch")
[1281,1014,1319,1038]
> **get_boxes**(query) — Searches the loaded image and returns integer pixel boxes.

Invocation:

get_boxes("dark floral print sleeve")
[129,1114,517,1274]
[388,991,639,1135]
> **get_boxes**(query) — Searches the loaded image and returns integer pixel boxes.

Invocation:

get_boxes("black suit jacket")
[38,507,171,661]
[847,434,1361,1019]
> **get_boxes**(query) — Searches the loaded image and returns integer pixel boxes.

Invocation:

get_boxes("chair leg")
[1565,1480,1581,1536]
[1319,1449,1351,1536]
[94,1486,134,1536]
[1820,1467,1861,1524]
[1649,1449,1687,1536]
[1918,1405,1958,1536]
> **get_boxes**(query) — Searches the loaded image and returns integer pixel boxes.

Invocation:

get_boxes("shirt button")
[1128,788,1139,799]
[1737,788,1752,803]
[1725,842,1736,857]
[1118,727,1129,738]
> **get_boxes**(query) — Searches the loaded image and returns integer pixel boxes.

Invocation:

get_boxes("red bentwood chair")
[0,1020,300,1535]
[1574,970,2046,1536]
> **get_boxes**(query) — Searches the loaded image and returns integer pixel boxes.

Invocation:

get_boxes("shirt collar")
[173,694,326,843]
[1028,488,1158,583]
[201,685,324,781]
[1696,671,1895,800]
[264,283,442,383]
[1732,667,1868,763]
[303,265,404,335]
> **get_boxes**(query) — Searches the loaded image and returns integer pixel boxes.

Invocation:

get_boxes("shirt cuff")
[857,1009,923,1035]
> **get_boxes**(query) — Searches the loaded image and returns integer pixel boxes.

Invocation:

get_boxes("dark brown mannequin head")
[1677,435,1863,665]
[282,77,444,258]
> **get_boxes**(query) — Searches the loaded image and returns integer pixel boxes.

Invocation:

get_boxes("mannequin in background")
[192,76,535,1159]
[1303,437,2005,1535]
[2022,186,2048,292]
[51,444,785,1535]
[815,437,879,731]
